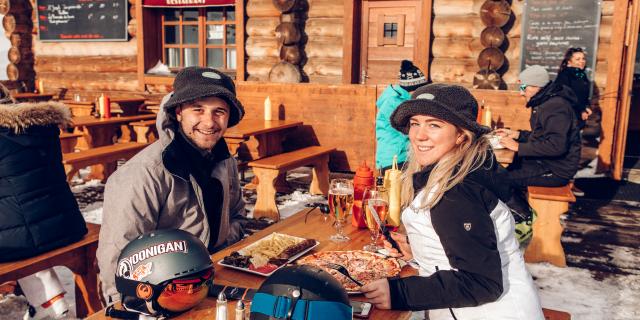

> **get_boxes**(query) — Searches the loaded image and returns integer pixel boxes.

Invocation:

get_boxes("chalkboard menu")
[36,0,128,42]
[520,0,602,80]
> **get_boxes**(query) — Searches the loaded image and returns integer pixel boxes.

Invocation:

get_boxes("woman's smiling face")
[408,115,462,166]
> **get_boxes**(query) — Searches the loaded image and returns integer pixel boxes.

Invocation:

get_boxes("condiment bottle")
[386,155,402,227]
[482,105,492,128]
[216,292,227,320]
[352,161,375,228]
[264,96,272,121]
[235,300,245,320]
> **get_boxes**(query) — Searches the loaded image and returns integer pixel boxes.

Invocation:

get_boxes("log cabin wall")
[245,0,280,81]
[236,82,377,171]
[303,0,344,84]
[1,0,36,92]
[31,0,142,100]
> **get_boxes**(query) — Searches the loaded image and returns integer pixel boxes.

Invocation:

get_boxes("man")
[375,60,429,172]
[496,65,581,242]
[97,67,247,302]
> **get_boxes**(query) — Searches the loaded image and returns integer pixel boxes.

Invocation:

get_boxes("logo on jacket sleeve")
[463,223,472,231]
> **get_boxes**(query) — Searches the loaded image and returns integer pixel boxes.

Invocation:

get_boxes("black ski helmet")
[250,265,352,320]
[114,229,214,317]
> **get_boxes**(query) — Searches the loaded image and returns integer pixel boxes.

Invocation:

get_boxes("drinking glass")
[328,179,354,242]
[362,188,389,252]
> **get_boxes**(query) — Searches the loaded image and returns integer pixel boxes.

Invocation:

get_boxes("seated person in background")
[0,83,87,318]
[496,65,581,231]
[361,84,543,320]
[376,60,429,173]
[97,67,248,303]
[554,47,593,128]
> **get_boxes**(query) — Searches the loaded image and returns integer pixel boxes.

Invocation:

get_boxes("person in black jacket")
[554,47,592,128]
[360,84,543,319]
[0,84,87,262]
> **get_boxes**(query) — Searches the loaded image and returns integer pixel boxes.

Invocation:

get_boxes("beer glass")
[362,188,388,252]
[328,178,354,242]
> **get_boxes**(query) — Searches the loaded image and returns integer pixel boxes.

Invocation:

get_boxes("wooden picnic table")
[110,98,146,116]
[494,148,515,167]
[71,114,156,180]
[224,119,303,161]
[87,209,413,320]
[62,100,95,117]
[13,92,54,102]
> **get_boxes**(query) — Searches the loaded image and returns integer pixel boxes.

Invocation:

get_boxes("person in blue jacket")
[375,60,429,173]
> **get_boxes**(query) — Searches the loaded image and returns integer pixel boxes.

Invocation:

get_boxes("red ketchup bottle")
[352,161,375,228]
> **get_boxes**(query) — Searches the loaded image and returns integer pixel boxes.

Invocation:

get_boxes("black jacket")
[554,67,591,127]
[518,83,581,180]
[388,154,511,310]
[0,102,87,262]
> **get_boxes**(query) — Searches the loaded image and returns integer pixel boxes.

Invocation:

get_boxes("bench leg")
[310,155,330,195]
[524,198,567,267]
[252,168,280,221]
[73,244,101,317]
[134,126,150,143]
[64,164,79,182]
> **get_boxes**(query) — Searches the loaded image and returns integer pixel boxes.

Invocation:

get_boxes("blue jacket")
[375,85,410,169]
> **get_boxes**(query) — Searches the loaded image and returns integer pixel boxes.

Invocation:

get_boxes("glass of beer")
[362,188,388,252]
[328,178,354,242]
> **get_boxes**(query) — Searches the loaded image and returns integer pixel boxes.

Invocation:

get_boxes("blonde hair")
[400,129,491,210]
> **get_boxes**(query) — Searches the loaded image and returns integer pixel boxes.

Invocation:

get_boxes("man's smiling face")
[175,96,230,151]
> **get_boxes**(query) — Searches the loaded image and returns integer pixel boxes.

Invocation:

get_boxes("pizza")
[297,250,401,292]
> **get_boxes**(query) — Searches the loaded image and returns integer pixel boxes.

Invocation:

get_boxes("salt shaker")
[235,300,245,320]
[216,292,227,320]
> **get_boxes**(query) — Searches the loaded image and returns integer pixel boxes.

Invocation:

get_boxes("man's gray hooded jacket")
[96,96,246,301]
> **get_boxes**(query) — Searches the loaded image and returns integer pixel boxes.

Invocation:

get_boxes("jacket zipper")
[435,266,458,320]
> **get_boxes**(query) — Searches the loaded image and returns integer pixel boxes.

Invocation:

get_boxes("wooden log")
[433,15,484,38]
[6,62,34,81]
[275,22,301,45]
[599,16,612,42]
[129,5,136,20]
[433,0,484,16]
[306,18,343,37]
[2,14,31,34]
[478,47,505,69]
[37,72,139,91]
[430,58,476,83]
[308,0,344,18]
[0,0,9,15]
[8,32,31,47]
[8,46,33,64]
[127,18,136,38]
[246,17,279,37]
[280,12,303,23]
[479,0,511,27]
[272,0,297,13]
[280,45,302,64]
[247,56,280,77]
[432,37,484,59]
[502,65,519,84]
[35,55,137,73]
[245,36,279,57]
[3,0,31,15]
[303,57,342,76]
[306,37,343,58]
[594,61,607,89]
[246,0,280,17]
[481,26,505,47]
[307,75,342,84]
[602,0,615,16]
[268,62,301,83]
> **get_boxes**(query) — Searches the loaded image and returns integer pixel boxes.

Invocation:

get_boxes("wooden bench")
[63,142,148,182]
[130,119,158,143]
[249,146,335,221]
[543,308,571,320]
[524,184,576,267]
[59,132,83,153]
[0,223,102,318]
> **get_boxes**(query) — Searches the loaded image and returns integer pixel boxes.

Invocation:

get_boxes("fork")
[323,262,363,287]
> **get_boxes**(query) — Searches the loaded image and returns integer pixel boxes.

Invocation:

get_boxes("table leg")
[73,244,102,317]
[84,126,118,181]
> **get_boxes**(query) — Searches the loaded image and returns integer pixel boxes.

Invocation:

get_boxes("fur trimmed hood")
[0,101,71,133]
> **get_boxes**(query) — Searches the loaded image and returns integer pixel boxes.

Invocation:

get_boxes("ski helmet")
[250,265,352,320]
[114,229,214,317]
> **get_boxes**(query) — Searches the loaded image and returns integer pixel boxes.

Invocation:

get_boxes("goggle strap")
[251,293,352,320]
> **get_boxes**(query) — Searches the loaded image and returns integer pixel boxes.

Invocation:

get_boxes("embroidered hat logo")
[464,223,472,231]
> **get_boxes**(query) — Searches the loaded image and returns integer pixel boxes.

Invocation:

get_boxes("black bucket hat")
[390,83,491,137]
[164,67,245,127]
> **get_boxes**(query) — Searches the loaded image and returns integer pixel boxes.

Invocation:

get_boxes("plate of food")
[219,233,319,276]
[296,250,401,293]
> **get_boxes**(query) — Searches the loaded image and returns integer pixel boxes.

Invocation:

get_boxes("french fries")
[240,233,301,267]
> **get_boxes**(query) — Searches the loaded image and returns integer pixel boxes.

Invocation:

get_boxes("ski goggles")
[115,267,213,317]
[250,292,352,320]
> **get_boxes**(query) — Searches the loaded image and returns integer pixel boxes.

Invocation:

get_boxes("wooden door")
[360,0,423,86]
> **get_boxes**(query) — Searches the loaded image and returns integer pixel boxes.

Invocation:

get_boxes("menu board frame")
[36,0,129,42]
[519,0,602,81]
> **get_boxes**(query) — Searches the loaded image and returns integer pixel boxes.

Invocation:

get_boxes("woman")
[554,47,592,128]
[360,84,543,320]
[0,83,87,262]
